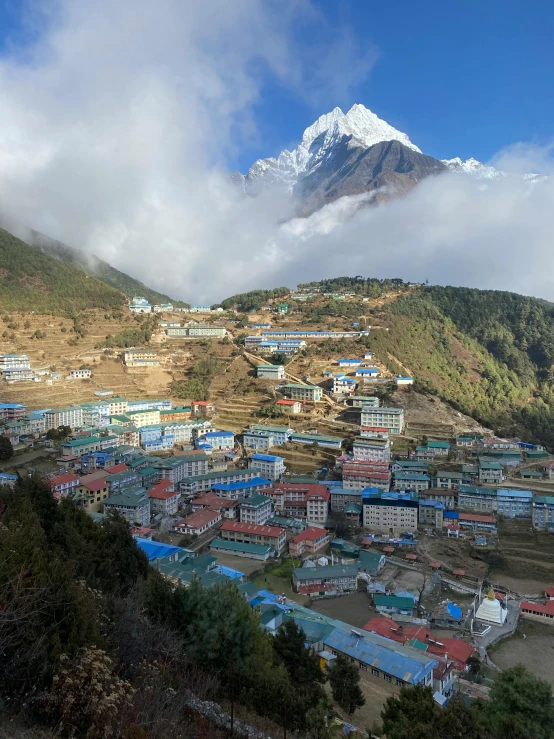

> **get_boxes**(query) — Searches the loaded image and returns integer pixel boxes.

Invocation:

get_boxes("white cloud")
[0,1,552,304]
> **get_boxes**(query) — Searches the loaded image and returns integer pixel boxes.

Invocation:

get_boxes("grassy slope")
[373,287,554,445]
[0,228,125,313]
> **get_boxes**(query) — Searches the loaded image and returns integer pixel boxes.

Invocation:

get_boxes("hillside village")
[3,280,554,728]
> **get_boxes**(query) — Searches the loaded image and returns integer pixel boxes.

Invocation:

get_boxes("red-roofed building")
[363,616,476,670]
[47,472,80,497]
[174,508,222,537]
[275,399,302,414]
[104,463,130,475]
[521,599,554,622]
[75,476,109,512]
[191,401,215,416]
[454,512,497,532]
[131,526,154,539]
[148,480,181,516]
[545,587,554,600]
[190,491,240,519]
[342,459,392,491]
[289,526,330,557]
[220,520,286,552]
[79,470,109,486]
[262,483,330,524]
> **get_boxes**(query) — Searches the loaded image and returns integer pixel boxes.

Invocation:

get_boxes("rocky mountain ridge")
[235,103,545,216]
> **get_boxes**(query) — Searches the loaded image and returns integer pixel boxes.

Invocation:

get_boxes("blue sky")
[0,0,552,174]
[234,0,554,172]
[0,0,553,303]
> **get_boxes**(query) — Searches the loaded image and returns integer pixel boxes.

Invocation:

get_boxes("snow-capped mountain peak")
[242,104,422,194]
[300,104,421,154]
[441,156,501,179]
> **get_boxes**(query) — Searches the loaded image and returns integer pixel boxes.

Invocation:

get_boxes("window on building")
[371,668,379,676]
[383,674,392,683]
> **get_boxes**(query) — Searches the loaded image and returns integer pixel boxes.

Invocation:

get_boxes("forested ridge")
[374,286,554,445]
[0,228,126,313]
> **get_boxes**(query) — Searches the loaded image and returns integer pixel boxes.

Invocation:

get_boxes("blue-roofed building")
[261,330,369,339]
[197,429,235,451]
[355,368,380,377]
[418,500,445,528]
[134,537,182,561]
[496,488,533,519]
[249,425,293,446]
[249,453,285,480]
[430,601,464,628]
[0,402,26,421]
[333,375,357,395]
[211,476,272,499]
[395,376,414,385]
[323,627,437,689]
[139,425,162,444]
[129,296,152,314]
[243,429,275,451]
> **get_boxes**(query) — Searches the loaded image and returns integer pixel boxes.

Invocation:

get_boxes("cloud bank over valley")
[0,0,553,303]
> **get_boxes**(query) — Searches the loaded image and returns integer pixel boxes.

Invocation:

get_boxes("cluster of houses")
[132,535,475,705]
[0,353,91,385]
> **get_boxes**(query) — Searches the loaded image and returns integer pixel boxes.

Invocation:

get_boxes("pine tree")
[482,664,554,739]
[0,435,13,460]
[381,684,441,739]
[327,654,365,715]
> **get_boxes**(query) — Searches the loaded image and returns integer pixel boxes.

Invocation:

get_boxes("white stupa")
[475,587,507,625]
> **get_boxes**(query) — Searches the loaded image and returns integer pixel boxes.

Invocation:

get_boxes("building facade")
[362,490,418,531]
[239,494,272,525]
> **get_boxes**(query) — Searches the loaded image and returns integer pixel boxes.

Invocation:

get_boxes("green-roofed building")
[61,435,102,457]
[391,459,429,474]
[282,614,334,646]
[406,638,429,652]
[140,466,159,487]
[292,564,358,593]
[268,516,307,533]
[103,486,150,527]
[458,485,498,512]
[210,537,275,560]
[282,384,323,402]
[479,460,503,484]
[127,454,157,470]
[238,581,261,599]
[289,431,343,449]
[358,549,386,575]
[374,595,414,615]
[528,449,549,459]
[110,414,133,425]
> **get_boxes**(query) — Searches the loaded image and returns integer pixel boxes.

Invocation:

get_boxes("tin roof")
[323,627,437,684]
